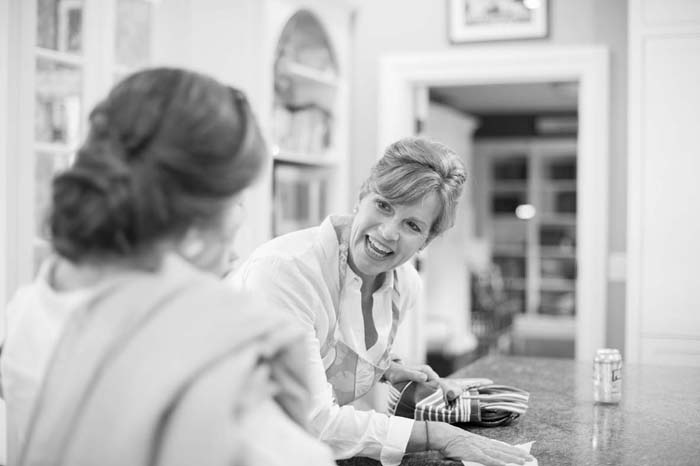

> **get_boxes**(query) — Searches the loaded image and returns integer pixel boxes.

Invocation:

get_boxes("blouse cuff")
[379,416,414,466]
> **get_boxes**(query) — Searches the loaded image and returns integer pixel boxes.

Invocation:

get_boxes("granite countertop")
[339,356,700,466]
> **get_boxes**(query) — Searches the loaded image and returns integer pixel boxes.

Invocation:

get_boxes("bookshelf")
[269,6,349,237]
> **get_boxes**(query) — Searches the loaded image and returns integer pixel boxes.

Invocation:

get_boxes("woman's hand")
[382,361,440,385]
[382,361,464,403]
[431,378,465,404]
[430,423,533,466]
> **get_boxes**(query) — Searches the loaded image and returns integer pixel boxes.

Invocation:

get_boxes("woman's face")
[348,191,440,281]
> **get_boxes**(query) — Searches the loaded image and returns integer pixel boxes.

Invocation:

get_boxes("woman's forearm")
[406,421,443,452]
[405,421,533,465]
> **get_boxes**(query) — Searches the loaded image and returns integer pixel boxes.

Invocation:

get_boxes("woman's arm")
[233,258,532,466]
[388,266,476,402]
[390,266,531,465]
[407,421,533,466]
[230,256,415,465]
[300,326,414,464]
[382,361,463,401]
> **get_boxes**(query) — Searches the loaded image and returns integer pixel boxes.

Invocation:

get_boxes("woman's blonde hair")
[358,136,466,240]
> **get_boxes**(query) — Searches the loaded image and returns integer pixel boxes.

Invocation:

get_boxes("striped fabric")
[387,379,529,427]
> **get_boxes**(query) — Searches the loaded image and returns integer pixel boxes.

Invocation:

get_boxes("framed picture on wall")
[448,0,548,43]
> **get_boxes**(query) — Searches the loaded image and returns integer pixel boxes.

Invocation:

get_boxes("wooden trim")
[379,46,610,361]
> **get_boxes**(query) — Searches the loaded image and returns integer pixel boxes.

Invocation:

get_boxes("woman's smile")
[365,235,394,258]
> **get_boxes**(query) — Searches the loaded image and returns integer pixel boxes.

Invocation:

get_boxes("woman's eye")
[407,221,421,233]
[376,200,391,212]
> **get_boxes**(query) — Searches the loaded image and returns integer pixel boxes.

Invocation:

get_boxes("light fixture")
[515,204,536,220]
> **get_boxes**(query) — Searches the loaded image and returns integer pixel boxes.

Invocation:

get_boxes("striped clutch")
[387,379,530,427]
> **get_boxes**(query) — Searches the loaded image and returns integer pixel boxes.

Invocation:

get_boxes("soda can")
[593,348,622,403]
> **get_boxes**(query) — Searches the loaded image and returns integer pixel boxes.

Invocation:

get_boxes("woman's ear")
[178,228,206,261]
[420,235,436,251]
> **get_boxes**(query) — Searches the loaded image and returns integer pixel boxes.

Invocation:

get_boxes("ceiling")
[429,81,579,114]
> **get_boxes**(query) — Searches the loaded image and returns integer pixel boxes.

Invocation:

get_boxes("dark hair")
[358,136,466,240]
[50,67,267,263]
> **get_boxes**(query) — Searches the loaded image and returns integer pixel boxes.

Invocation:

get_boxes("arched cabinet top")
[275,9,338,76]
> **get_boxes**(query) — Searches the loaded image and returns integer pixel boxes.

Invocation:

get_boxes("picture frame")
[448,0,549,43]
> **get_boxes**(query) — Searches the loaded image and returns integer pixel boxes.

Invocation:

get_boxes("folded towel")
[387,378,530,427]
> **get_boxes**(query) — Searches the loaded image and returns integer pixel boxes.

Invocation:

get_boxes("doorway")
[429,85,578,358]
[379,46,609,361]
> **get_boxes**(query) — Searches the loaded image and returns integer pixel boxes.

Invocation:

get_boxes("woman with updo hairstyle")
[232,137,533,466]
[0,68,334,466]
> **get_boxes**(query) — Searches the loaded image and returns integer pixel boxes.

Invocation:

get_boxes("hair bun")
[50,167,134,262]
[49,67,267,263]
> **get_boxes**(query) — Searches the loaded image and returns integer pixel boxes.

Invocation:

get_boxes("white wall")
[390,101,479,364]
[0,2,10,460]
[350,0,628,350]
[151,0,274,261]
[1,0,10,312]
[423,102,478,355]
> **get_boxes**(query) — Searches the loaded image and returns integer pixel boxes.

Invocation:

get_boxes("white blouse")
[1,259,96,461]
[230,217,420,466]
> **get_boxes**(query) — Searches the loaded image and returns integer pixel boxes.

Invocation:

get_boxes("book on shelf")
[273,163,330,236]
[272,103,332,156]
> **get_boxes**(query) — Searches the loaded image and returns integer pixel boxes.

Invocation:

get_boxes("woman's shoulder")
[239,225,335,279]
[247,216,341,263]
[166,261,301,331]
[250,226,319,258]
[4,259,95,330]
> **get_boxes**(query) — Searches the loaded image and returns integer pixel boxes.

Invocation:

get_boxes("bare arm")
[406,421,534,466]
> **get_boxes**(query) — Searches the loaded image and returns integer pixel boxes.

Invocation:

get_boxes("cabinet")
[212,0,353,254]
[474,138,577,345]
[270,6,349,236]
[626,0,700,366]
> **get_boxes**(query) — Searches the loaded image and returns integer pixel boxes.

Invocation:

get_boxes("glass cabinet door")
[29,0,154,275]
[34,0,87,268]
[479,139,578,319]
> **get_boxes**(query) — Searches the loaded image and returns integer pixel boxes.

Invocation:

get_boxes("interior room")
[428,82,580,362]
[2,0,699,465]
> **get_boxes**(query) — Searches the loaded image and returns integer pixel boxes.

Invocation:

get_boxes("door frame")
[378,45,610,361]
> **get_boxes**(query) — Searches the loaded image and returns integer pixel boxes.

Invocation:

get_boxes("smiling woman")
[230,136,533,466]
